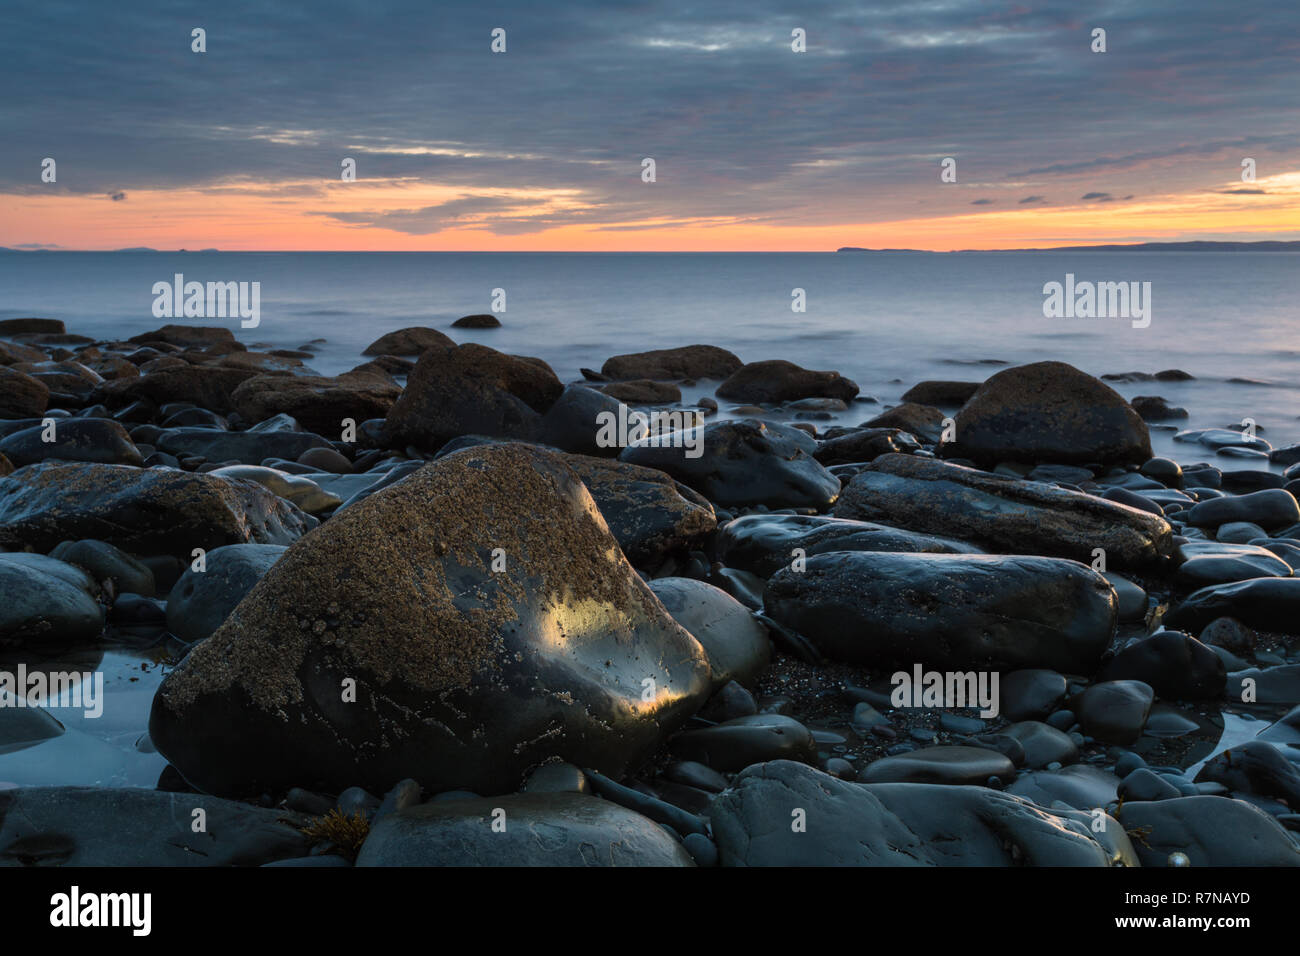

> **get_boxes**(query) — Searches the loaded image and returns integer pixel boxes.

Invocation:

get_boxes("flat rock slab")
[833,454,1173,570]
[709,760,1134,866]
[0,787,308,866]
[356,792,694,866]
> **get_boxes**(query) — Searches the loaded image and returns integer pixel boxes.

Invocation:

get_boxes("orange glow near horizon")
[4,172,1299,252]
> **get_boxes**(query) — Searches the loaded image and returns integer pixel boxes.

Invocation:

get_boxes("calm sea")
[3,250,1298,463]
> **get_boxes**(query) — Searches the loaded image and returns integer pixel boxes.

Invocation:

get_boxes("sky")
[2,0,1298,252]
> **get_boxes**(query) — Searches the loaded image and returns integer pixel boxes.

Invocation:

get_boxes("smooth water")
[3,250,1299,460]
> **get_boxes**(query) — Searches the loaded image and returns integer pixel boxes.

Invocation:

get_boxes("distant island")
[837,240,1300,253]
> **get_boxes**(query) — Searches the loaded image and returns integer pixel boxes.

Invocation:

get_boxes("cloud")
[1081,192,1113,202]
[1,0,1298,239]
[108,191,126,201]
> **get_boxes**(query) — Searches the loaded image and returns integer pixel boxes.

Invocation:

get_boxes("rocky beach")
[2,316,1300,867]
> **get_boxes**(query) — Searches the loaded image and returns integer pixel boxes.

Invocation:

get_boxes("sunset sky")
[3,0,1298,252]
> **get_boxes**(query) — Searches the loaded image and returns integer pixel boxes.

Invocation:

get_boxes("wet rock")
[1073,681,1153,744]
[97,364,257,414]
[127,325,241,350]
[534,385,624,456]
[355,792,693,866]
[1000,669,1068,721]
[451,314,501,329]
[900,380,980,406]
[296,447,352,473]
[166,543,286,643]
[1176,541,1291,585]
[0,418,142,468]
[601,345,742,382]
[0,553,104,648]
[207,465,341,513]
[1193,740,1300,806]
[620,419,839,511]
[0,787,308,866]
[1118,768,1183,802]
[814,427,913,465]
[599,380,682,404]
[1130,396,1188,421]
[710,760,1133,865]
[833,454,1173,570]
[149,444,711,797]
[381,343,563,450]
[1116,796,1300,866]
[0,461,311,560]
[361,327,454,356]
[942,361,1151,466]
[716,512,979,578]
[1187,489,1300,531]
[1166,578,1300,635]
[232,367,402,437]
[1097,630,1225,699]
[861,403,946,442]
[155,426,331,464]
[670,715,816,771]
[1006,765,1121,811]
[564,454,716,567]
[765,551,1115,673]
[49,539,155,596]
[0,705,64,753]
[647,578,771,687]
[1102,572,1148,621]
[0,366,49,418]
[858,745,1016,785]
[717,360,859,404]
[1000,722,1079,769]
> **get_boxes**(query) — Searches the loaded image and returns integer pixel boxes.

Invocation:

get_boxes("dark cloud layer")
[2,0,1297,234]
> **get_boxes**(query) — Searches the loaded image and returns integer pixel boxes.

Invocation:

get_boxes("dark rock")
[670,714,816,771]
[833,454,1173,570]
[166,543,286,643]
[361,327,455,356]
[601,345,742,382]
[0,366,49,418]
[620,419,839,511]
[49,539,155,596]
[814,427,912,465]
[0,553,104,648]
[710,761,1132,865]
[355,792,693,866]
[127,325,241,350]
[647,578,770,687]
[900,380,980,406]
[765,551,1115,673]
[716,512,979,577]
[0,418,142,468]
[717,360,858,404]
[1166,578,1300,635]
[1000,722,1079,769]
[942,361,1152,466]
[1130,396,1188,421]
[1097,631,1225,699]
[1000,669,1068,721]
[1193,740,1300,806]
[451,314,501,329]
[155,426,331,464]
[564,454,716,567]
[232,368,401,437]
[382,343,563,449]
[599,380,682,404]
[0,461,311,560]
[1186,489,1300,531]
[1116,796,1300,866]
[149,444,711,797]
[1073,681,1153,744]
[858,745,1016,785]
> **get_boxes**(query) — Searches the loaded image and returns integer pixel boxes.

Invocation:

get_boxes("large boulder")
[564,454,716,567]
[166,544,287,643]
[601,345,742,382]
[231,367,401,437]
[381,343,563,450]
[716,513,980,578]
[709,761,1133,866]
[620,419,840,511]
[941,361,1151,466]
[765,551,1116,673]
[148,444,712,797]
[361,326,455,356]
[356,792,693,866]
[833,454,1173,570]
[716,360,859,404]
[0,366,49,418]
[126,325,241,350]
[0,418,142,468]
[0,462,312,559]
